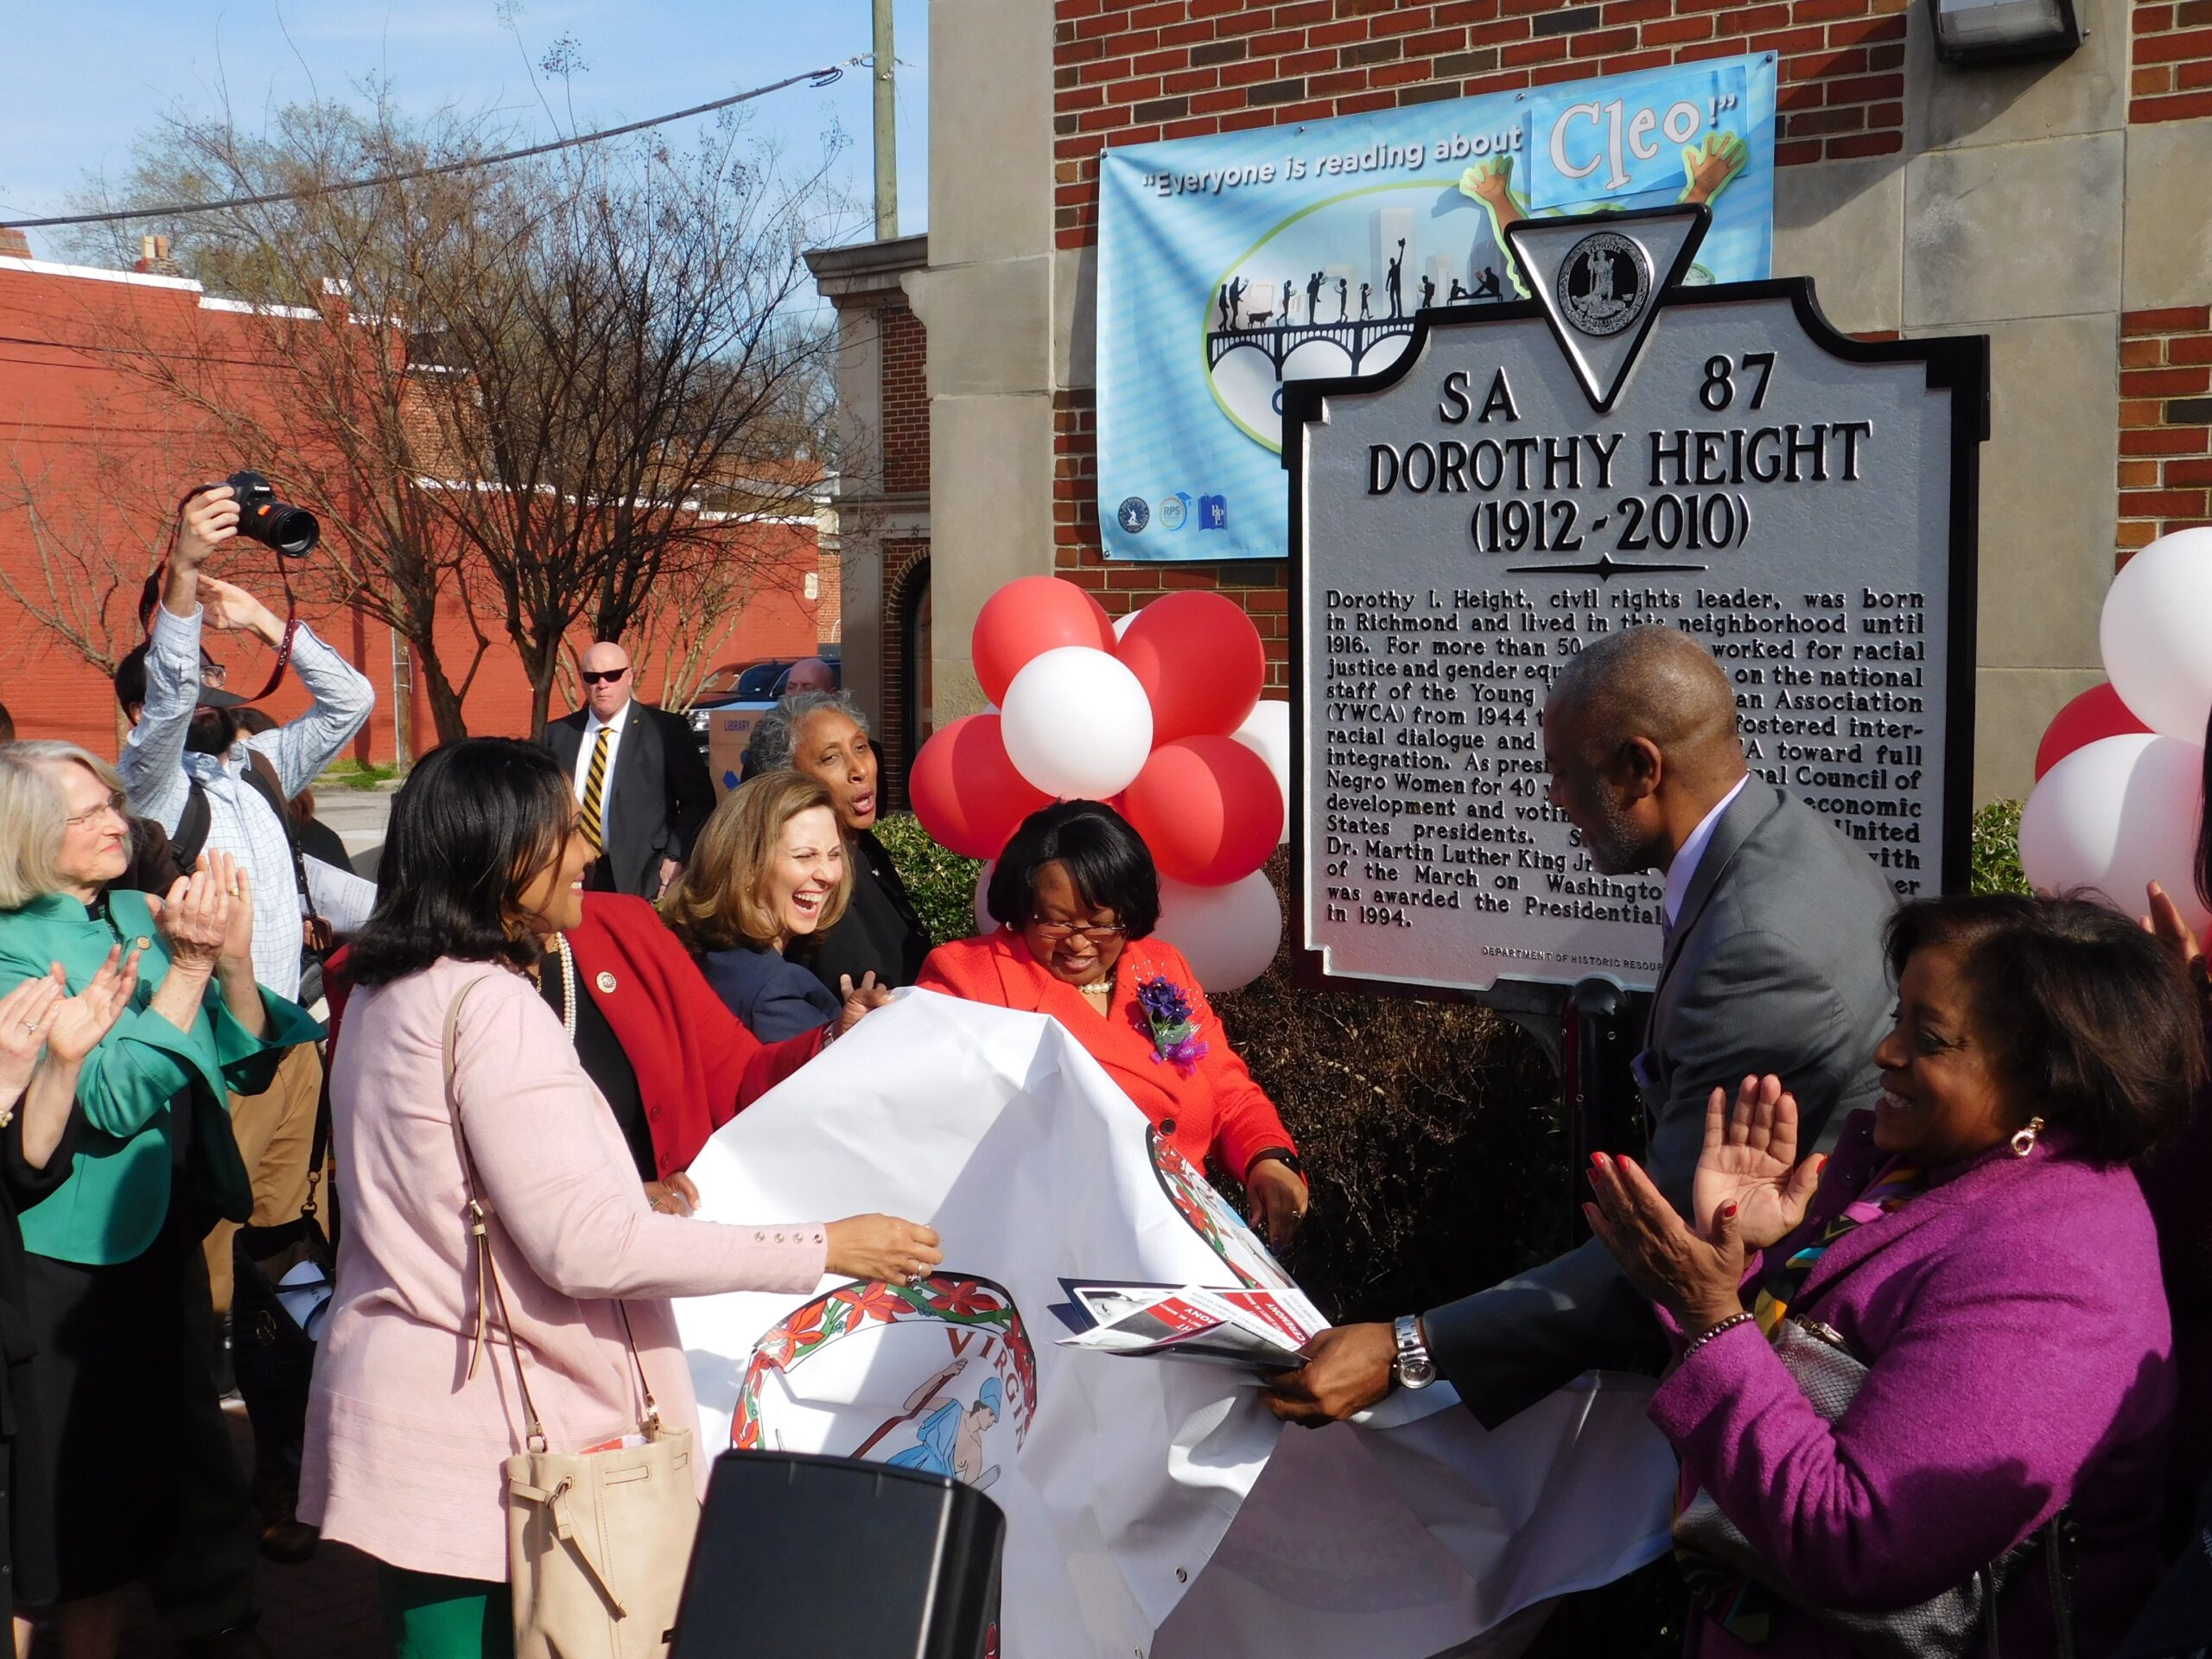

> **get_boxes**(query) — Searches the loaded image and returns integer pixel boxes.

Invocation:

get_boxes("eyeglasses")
[1027,918,1125,945]
[580,668,631,685]
[63,791,128,830]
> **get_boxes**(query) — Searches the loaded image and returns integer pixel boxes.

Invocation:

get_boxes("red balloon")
[909,715,1051,860]
[2034,684,2151,781]
[1118,736,1283,887]
[1116,592,1266,744]
[971,577,1116,706]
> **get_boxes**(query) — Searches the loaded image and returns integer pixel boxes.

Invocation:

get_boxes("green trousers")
[377,1566,515,1659]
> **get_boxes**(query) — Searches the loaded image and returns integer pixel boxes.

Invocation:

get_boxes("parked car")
[687,652,842,783]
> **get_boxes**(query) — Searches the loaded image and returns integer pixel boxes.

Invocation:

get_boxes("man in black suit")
[1268,626,1897,1427]
[540,640,716,899]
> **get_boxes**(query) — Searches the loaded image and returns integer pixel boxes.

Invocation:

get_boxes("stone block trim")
[2130,3,2212,123]
[1052,0,1910,247]
[880,300,931,498]
[2117,307,2212,560]
[1051,391,1294,689]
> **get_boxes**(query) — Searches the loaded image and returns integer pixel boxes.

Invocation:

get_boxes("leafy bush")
[1971,798,2030,895]
[874,813,983,946]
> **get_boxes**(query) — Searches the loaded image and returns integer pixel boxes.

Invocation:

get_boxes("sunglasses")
[580,668,631,685]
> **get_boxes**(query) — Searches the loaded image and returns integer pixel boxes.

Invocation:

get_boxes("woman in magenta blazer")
[302,741,942,1658]
[1588,893,2197,1657]
[916,799,1308,1248]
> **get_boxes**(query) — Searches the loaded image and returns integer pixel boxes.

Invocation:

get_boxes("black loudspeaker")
[671,1450,1006,1659]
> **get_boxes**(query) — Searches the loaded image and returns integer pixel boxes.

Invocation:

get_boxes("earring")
[2009,1116,2045,1159]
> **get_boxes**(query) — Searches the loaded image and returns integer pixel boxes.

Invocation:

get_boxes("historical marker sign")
[1287,206,1986,996]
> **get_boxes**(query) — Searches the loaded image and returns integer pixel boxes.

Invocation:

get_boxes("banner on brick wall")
[1095,54,1777,563]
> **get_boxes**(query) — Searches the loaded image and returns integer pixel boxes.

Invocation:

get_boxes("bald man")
[540,640,716,899]
[781,657,836,695]
[1269,626,1897,1428]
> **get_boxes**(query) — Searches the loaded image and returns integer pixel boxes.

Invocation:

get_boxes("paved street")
[307,783,397,879]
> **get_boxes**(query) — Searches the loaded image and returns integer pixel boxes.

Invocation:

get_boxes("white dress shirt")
[571,699,632,842]
[1661,775,1749,931]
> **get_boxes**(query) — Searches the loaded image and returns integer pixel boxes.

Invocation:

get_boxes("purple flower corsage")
[1135,976,1211,1075]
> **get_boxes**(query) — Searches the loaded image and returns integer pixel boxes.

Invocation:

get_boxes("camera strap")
[138,485,305,703]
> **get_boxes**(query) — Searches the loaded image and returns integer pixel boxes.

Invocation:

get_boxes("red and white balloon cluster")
[2020,527,2212,938]
[908,576,1291,990]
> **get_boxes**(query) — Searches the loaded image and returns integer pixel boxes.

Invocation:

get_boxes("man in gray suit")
[1267,627,1897,1428]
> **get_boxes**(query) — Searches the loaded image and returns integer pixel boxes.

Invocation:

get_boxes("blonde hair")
[660,771,852,951]
[0,741,130,911]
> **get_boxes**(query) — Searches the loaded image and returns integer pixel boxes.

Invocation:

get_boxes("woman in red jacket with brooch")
[916,799,1309,1247]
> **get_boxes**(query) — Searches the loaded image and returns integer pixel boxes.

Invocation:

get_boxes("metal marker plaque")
[1287,206,1985,997]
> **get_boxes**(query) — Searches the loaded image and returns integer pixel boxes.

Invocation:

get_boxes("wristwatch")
[1392,1315,1437,1390]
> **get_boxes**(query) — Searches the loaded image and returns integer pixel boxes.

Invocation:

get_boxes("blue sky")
[1,0,928,264]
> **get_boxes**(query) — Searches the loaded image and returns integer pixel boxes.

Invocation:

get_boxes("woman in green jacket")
[0,742,318,1658]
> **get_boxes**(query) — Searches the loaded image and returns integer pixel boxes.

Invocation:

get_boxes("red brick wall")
[1052,391,1292,690]
[1052,0,1909,248]
[880,301,932,497]
[880,540,931,804]
[1049,0,1907,645]
[2130,3,2212,123]
[2117,306,2212,563]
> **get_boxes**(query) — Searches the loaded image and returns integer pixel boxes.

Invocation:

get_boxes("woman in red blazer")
[916,800,1309,1247]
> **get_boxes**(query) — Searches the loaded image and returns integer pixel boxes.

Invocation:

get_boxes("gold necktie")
[581,725,612,854]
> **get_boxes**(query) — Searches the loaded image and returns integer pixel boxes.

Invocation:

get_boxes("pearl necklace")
[550,932,578,1042]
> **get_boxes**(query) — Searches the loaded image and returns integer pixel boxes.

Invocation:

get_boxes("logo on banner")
[1198,493,1229,531]
[729,1273,1038,1493]
[1116,496,1150,534]
[1147,1127,1298,1292]
[1157,492,1190,530]
[1557,230,1652,338]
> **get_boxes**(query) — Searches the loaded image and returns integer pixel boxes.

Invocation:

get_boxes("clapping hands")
[1586,1074,1821,1337]
[1691,1075,1824,1250]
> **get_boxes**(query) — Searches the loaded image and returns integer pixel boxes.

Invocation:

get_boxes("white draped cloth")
[677,991,1674,1659]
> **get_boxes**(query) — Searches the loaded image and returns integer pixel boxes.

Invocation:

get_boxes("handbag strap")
[442,972,660,1450]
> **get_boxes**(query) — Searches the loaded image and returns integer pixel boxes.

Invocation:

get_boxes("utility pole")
[873,0,899,239]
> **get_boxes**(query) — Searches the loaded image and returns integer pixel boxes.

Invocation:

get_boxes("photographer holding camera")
[112,480,372,1641]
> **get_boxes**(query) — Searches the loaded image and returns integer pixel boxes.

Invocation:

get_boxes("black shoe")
[252,1478,320,1565]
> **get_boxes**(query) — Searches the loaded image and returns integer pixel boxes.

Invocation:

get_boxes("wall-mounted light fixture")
[1929,0,2084,65]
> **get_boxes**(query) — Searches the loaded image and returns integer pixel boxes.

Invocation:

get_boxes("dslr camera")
[223,470,318,558]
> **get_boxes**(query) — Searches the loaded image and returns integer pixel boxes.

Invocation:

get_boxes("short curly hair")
[1884,893,2205,1167]
[743,691,868,776]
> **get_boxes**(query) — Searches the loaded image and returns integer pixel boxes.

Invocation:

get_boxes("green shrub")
[873,813,983,946]
[1971,798,2030,896]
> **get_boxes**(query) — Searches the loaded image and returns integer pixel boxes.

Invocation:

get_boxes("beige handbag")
[442,977,704,1659]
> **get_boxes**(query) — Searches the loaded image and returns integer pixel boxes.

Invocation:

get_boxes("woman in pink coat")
[1590,893,2198,1657]
[300,741,942,1659]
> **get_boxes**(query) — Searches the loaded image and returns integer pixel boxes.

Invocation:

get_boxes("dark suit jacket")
[1423,776,1900,1427]
[698,943,842,1043]
[542,702,716,900]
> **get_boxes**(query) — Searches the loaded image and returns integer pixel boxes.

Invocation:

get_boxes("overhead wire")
[0,57,863,232]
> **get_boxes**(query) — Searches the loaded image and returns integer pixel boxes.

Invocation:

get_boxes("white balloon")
[972,858,998,938]
[1000,646,1154,799]
[2101,526,2212,741]
[1230,699,1292,845]
[1112,609,1139,640]
[2018,734,2210,936]
[1155,873,1284,993]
